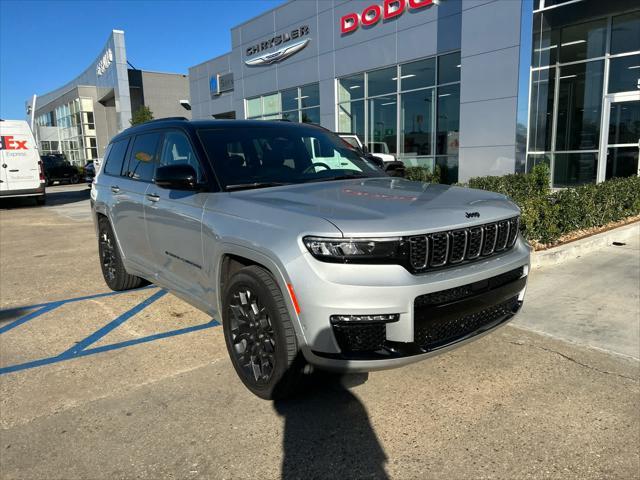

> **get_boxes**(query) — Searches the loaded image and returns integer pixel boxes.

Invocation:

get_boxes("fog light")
[330,314,399,324]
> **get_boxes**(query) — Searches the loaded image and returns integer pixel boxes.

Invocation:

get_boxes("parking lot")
[1,184,638,480]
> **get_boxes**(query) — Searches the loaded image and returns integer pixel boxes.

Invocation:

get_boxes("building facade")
[189,0,639,185]
[30,30,191,165]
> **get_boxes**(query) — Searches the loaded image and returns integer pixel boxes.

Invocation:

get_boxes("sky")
[0,0,285,120]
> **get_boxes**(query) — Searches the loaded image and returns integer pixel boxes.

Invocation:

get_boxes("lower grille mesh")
[415,296,520,351]
[332,323,386,352]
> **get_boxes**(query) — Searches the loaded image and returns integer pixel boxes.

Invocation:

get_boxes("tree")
[130,106,154,126]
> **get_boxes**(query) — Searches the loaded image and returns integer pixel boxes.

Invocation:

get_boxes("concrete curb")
[531,221,639,269]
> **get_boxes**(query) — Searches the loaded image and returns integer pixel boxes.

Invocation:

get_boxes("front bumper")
[288,236,530,371]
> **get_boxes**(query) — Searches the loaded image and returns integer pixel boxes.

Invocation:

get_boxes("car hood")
[229,177,519,237]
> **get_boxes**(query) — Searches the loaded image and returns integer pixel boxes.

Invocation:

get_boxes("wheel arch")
[216,247,308,347]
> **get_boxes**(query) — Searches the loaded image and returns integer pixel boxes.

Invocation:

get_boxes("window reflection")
[611,11,640,55]
[367,67,397,97]
[529,68,556,151]
[401,89,434,156]
[555,60,604,151]
[368,96,397,155]
[559,19,606,63]
[553,152,598,187]
[608,54,640,94]
[436,84,460,156]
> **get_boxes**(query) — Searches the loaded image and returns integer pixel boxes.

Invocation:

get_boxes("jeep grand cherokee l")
[91,118,530,400]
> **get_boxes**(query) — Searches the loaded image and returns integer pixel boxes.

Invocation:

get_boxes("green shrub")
[467,163,551,203]
[464,165,639,245]
[404,165,441,184]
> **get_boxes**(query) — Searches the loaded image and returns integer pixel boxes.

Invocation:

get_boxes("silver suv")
[91,118,530,399]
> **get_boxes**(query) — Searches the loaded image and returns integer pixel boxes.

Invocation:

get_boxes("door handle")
[110,185,120,193]
[146,193,160,202]
[9,169,19,172]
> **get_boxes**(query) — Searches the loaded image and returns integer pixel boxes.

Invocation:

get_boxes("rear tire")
[97,216,145,291]
[70,175,79,184]
[222,265,302,400]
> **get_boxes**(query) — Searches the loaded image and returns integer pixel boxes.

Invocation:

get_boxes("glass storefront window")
[436,84,460,156]
[367,67,397,97]
[611,11,640,55]
[262,93,281,115]
[400,89,434,156]
[300,84,320,109]
[246,84,320,122]
[555,60,604,151]
[529,68,556,151]
[338,73,365,102]
[246,97,262,118]
[281,88,298,111]
[532,22,559,68]
[368,96,397,154]
[301,107,320,125]
[606,147,639,180]
[559,19,607,63]
[438,52,461,85]
[553,152,598,187]
[608,101,640,145]
[338,100,365,137]
[608,54,640,93]
[526,153,551,172]
[400,58,436,91]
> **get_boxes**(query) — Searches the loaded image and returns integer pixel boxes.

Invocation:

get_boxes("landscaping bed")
[406,164,640,249]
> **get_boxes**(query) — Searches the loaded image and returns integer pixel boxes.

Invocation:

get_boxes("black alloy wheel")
[222,266,301,400]
[228,286,277,385]
[97,216,145,291]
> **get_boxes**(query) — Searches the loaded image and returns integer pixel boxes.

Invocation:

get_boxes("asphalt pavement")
[0,184,638,480]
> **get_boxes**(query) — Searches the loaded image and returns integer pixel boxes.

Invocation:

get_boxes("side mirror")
[361,145,370,155]
[155,164,199,190]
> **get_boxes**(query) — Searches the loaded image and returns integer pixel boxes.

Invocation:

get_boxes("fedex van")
[0,120,46,205]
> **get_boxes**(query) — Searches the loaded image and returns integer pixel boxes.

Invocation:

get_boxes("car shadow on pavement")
[274,370,389,480]
[0,186,90,209]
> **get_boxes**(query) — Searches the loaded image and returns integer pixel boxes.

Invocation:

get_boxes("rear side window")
[103,139,129,176]
[126,133,161,182]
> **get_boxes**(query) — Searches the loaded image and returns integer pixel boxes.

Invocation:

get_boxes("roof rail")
[142,116,189,124]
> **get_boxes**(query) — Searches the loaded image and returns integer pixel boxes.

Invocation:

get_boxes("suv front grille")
[407,217,519,273]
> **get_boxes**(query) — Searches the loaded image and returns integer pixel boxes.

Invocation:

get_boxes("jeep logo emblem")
[465,212,480,218]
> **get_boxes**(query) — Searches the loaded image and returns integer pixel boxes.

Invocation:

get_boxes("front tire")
[222,266,301,400]
[97,216,145,291]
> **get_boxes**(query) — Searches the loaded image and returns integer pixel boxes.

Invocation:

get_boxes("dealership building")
[189,0,640,185]
[29,30,191,165]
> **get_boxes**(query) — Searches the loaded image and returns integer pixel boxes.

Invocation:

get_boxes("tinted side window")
[103,139,129,176]
[159,131,204,182]
[126,133,161,182]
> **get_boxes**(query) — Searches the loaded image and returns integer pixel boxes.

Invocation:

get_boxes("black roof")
[110,118,327,143]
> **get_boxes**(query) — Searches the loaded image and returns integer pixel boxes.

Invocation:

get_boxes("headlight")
[303,236,405,264]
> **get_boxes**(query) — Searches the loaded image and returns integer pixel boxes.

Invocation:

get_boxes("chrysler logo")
[245,39,310,66]
[465,212,480,218]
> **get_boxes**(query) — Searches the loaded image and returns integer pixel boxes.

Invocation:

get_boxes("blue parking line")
[0,289,219,376]
[58,289,168,358]
[0,285,157,316]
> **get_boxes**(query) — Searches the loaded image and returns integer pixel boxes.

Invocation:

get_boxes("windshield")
[198,125,385,190]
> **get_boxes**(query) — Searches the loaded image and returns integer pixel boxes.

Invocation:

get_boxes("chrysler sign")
[341,0,440,34]
[245,25,310,66]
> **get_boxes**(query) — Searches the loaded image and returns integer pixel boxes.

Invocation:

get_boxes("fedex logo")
[0,136,28,150]
[341,0,440,34]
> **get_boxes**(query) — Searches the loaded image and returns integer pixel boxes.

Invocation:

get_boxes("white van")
[0,120,46,204]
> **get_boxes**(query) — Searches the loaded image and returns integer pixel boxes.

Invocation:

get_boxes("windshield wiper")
[225,182,291,191]
[302,173,370,183]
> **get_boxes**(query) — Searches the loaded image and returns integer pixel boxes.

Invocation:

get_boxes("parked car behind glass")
[41,154,80,185]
